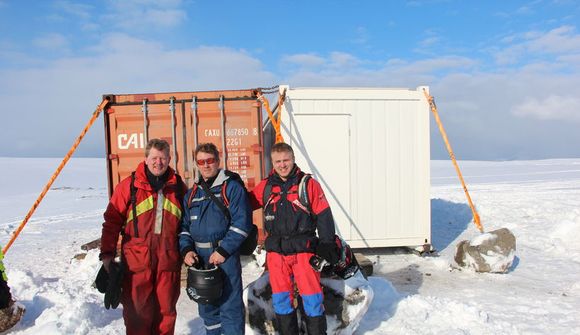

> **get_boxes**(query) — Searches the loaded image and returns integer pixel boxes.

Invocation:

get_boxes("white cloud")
[282,52,476,84]
[527,25,580,54]
[512,95,580,121]
[142,9,186,27]
[351,26,369,45]
[494,25,580,65]
[104,0,187,30]
[0,35,275,157]
[419,36,440,48]
[516,5,534,15]
[386,55,477,74]
[329,52,361,68]
[54,0,93,20]
[33,33,69,51]
[558,53,580,67]
[281,53,326,68]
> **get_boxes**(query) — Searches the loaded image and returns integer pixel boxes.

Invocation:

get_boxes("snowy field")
[1,157,579,334]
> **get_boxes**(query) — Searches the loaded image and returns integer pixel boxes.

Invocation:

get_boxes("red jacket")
[101,162,184,272]
[249,166,336,254]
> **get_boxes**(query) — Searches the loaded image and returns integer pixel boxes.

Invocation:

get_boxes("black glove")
[94,265,109,294]
[104,261,124,310]
[316,242,340,265]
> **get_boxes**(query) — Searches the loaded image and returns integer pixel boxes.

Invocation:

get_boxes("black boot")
[276,311,299,335]
[305,315,327,335]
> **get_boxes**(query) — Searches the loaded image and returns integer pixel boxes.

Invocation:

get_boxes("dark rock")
[81,238,101,251]
[0,299,24,332]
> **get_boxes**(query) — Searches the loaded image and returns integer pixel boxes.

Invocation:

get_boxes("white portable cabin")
[278,85,431,250]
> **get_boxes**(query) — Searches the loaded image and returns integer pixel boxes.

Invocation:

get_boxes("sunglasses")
[196,157,217,166]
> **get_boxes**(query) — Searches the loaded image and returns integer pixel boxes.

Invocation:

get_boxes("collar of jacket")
[134,161,177,192]
[269,164,302,186]
[194,168,229,189]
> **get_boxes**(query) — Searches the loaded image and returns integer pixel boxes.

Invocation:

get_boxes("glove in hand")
[94,265,108,294]
[316,242,340,265]
[104,261,124,310]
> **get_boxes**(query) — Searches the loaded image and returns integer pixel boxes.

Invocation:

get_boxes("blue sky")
[1,0,579,160]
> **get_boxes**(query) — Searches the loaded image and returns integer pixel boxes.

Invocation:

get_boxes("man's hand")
[209,251,225,265]
[316,242,340,265]
[184,251,199,266]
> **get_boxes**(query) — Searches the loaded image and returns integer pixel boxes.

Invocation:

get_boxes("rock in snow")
[243,270,374,334]
[0,300,25,332]
[454,228,516,273]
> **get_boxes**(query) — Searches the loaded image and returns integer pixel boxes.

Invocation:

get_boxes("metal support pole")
[170,97,177,169]
[180,101,189,183]
[142,99,149,145]
[219,95,228,170]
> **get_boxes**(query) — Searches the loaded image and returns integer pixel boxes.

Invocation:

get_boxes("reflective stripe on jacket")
[100,161,184,272]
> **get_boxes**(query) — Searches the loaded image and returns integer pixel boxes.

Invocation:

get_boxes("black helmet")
[311,235,360,279]
[186,263,224,304]
[332,235,360,279]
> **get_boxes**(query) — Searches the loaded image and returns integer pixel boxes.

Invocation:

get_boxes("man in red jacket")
[100,138,185,335]
[249,142,339,335]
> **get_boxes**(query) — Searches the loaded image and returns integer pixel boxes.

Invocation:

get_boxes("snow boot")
[276,311,299,335]
[305,315,327,334]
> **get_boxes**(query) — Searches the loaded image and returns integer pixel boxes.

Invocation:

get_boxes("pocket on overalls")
[123,237,150,273]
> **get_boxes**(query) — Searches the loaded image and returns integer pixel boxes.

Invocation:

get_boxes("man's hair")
[271,142,294,156]
[145,138,170,157]
[195,142,220,160]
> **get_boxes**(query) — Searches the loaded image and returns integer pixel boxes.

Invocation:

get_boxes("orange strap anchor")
[2,98,110,254]
[423,90,484,233]
[257,90,286,144]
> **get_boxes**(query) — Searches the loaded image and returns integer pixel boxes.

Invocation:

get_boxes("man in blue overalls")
[179,143,253,335]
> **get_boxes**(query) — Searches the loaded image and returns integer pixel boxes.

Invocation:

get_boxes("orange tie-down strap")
[2,98,110,254]
[423,90,483,233]
[257,91,285,144]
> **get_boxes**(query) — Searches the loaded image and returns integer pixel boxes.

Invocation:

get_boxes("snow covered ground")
[1,157,579,334]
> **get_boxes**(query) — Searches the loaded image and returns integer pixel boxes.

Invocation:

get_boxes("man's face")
[271,150,294,180]
[196,151,219,180]
[145,147,170,176]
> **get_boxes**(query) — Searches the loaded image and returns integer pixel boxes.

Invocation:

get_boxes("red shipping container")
[103,88,266,239]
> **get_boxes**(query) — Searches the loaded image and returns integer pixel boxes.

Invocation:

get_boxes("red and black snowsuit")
[249,165,336,335]
[100,162,185,335]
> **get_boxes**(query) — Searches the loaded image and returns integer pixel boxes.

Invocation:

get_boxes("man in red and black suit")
[250,142,339,335]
